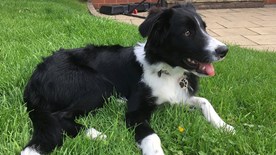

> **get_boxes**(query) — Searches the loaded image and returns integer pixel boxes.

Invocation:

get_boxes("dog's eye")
[184,31,191,37]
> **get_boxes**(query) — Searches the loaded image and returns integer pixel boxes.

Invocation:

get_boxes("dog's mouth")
[183,58,215,76]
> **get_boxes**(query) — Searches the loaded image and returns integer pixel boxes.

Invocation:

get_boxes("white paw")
[86,128,107,140]
[21,147,41,155]
[222,124,235,134]
[139,134,164,155]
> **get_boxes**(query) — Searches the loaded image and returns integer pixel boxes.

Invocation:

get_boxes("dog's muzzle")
[215,45,228,59]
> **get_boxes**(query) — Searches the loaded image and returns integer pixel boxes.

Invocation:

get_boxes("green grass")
[0,0,275,154]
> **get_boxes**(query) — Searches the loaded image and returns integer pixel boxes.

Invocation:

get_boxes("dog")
[21,4,234,155]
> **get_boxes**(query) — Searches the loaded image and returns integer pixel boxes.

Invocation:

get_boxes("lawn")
[0,0,275,154]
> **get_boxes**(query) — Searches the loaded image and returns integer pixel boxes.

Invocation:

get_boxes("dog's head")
[139,4,228,77]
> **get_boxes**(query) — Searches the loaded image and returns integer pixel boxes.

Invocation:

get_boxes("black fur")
[22,3,228,154]
[23,45,143,153]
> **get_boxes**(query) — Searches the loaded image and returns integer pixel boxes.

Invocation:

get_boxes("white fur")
[134,43,235,132]
[134,43,190,105]
[195,17,226,62]
[205,35,226,62]
[143,64,190,105]
[21,129,107,155]
[21,147,40,155]
[134,43,147,66]
[86,128,107,140]
[187,96,235,132]
[139,134,164,155]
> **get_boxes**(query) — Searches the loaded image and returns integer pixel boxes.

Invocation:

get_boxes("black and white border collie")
[21,4,234,155]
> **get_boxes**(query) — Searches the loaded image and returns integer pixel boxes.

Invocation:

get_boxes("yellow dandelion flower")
[178,126,185,133]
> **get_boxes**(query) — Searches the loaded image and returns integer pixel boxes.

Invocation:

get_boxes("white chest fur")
[134,43,191,105]
[142,64,190,105]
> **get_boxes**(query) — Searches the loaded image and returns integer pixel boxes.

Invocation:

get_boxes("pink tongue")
[202,63,215,76]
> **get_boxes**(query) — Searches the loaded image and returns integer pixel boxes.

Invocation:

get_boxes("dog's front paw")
[222,124,235,134]
[21,147,41,155]
[139,134,165,155]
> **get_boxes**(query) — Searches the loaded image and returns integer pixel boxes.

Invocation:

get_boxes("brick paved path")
[88,2,276,52]
[199,8,276,52]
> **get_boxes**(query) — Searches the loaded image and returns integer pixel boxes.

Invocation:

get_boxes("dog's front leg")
[126,84,165,155]
[187,96,235,132]
[126,112,164,155]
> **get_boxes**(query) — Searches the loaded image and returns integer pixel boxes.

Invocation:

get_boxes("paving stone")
[131,19,143,26]
[248,27,276,35]
[252,15,276,21]
[201,16,231,23]
[220,15,261,22]
[244,35,276,45]
[251,20,276,26]
[118,19,133,24]
[114,15,137,20]
[211,28,258,36]
[258,8,276,15]
[200,9,233,13]
[217,21,260,28]
[207,29,219,37]
[216,35,258,46]
[231,8,262,12]
[205,22,225,29]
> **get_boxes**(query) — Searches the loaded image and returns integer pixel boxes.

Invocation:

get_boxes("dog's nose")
[215,46,228,58]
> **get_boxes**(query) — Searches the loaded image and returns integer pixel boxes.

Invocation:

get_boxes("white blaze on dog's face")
[139,4,229,77]
[194,17,228,62]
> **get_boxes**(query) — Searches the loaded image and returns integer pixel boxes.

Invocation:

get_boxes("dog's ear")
[139,6,165,38]
[145,8,173,49]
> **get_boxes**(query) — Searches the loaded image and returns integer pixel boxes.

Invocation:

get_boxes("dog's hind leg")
[86,128,107,140]
[21,94,112,155]
[21,109,64,155]
[59,95,112,138]
[22,78,114,155]
[53,110,107,140]
[21,109,87,155]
